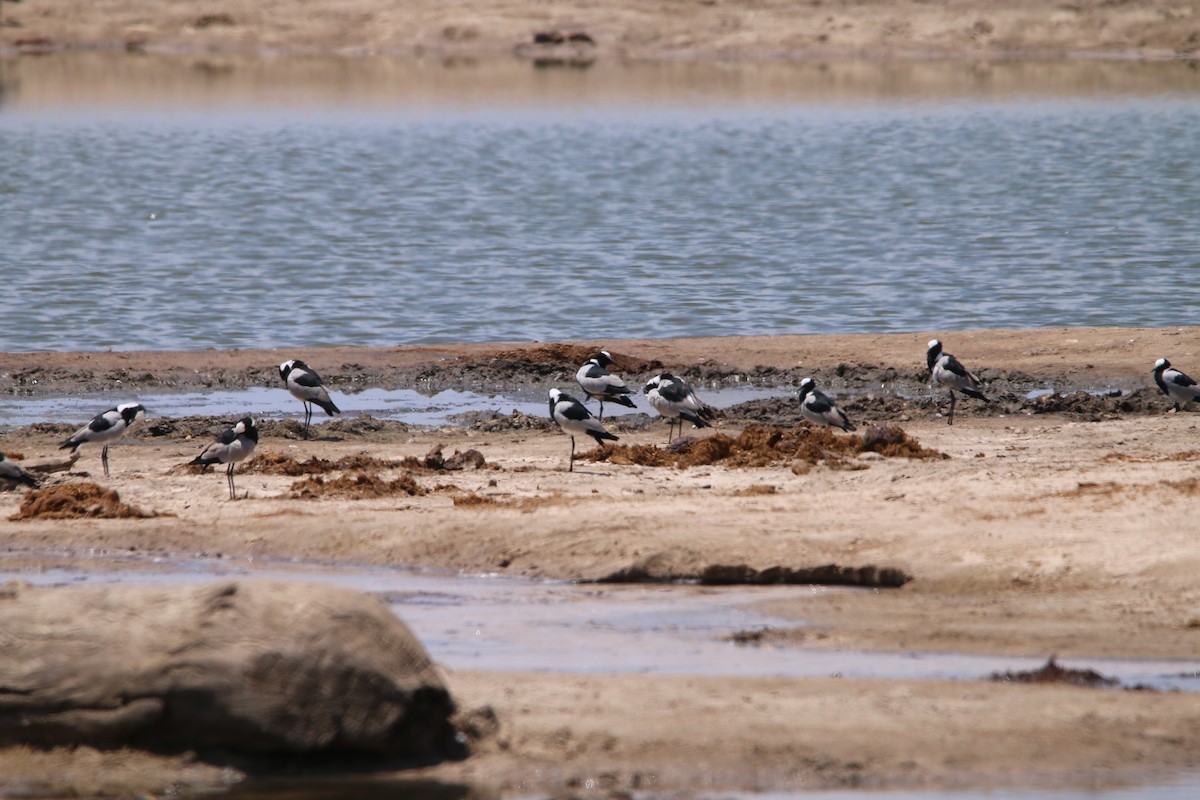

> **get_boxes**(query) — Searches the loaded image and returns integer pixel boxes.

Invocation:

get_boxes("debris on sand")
[581,424,944,469]
[285,472,426,500]
[247,445,491,477]
[860,423,946,459]
[595,559,911,588]
[11,483,160,520]
[990,656,1119,689]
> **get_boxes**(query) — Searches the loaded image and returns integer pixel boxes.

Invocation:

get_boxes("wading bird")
[1152,358,1200,411]
[643,372,714,443]
[797,377,856,432]
[0,453,39,490]
[575,351,637,420]
[59,402,145,477]
[279,359,340,436]
[189,416,259,500]
[548,388,618,471]
[926,339,988,425]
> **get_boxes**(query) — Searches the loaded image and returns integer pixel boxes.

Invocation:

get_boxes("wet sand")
[2,328,1200,796]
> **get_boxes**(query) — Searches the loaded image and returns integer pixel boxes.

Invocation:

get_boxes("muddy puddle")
[3,553,1197,693]
[0,385,781,430]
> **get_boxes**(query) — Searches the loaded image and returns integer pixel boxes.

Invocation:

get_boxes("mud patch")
[596,560,911,588]
[285,472,426,500]
[990,656,1119,689]
[10,483,160,520]
[581,424,943,469]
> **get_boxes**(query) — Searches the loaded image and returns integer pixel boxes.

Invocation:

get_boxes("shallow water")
[0,384,779,428]
[2,56,1199,353]
[6,555,1198,692]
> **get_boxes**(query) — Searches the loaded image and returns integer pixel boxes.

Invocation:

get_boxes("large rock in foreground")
[0,580,459,760]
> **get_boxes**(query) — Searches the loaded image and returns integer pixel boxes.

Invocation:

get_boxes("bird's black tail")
[961,388,989,402]
[610,395,637,409]
[589,430,619,444]
[59,437,80,451]
[17,472,39,488]
[680,410,710,429]
[314,397,340,416]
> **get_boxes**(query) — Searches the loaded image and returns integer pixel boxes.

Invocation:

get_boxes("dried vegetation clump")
[583,424,943,469]
[246,451,407,476]
[990,657,1119,689]
[286,472,427,500]
[10,483,159,520]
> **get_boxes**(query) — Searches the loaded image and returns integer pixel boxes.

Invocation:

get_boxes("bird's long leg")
[303,402,313,438]
[597,400,605,422]
[226,463,236,500]
[947,390,956,426]
[569,436,576,472]
[101,446,110,478]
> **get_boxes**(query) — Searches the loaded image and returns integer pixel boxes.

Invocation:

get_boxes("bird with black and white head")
[1152,358,1200,412]
[575,351,637,420]
[0,453,39,491]
[548,388,619,472]
[59,402,146,477]
[643,373,714,443]
[926,339,988,425]
[188,416,259,500]
[279,359,340,437]
[797,377,856,432]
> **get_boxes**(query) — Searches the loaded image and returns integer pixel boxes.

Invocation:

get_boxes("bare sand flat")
[2,0,1197,60]
[2,328,1199,795]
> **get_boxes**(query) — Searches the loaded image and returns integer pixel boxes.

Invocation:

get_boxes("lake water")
[1,55,1198,354]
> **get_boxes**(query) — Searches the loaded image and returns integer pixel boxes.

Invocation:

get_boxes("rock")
[0,581,461,760]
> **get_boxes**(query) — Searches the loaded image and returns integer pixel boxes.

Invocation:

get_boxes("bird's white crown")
[927,339,941,350]
[1155,357,1169,369]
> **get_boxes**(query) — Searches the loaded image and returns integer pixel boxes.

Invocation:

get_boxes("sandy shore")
[2,328,1200,796]
[2,0,1198,60]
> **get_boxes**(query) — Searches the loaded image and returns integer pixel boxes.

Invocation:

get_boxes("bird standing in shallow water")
[279,359,340,437]
[1152,358,1200,411]
[0,453,39,490]
[643,373,714,443]
[575,351,637,420]
[926,339,988,425]
[548,388,618,472]
[797,377,856,432]
[59,402,145,477]
[189,416,259,500]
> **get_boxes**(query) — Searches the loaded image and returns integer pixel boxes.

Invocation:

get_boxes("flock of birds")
[2,343,1199,492]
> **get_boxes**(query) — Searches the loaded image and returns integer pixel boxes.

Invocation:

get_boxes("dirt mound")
[285,472,426,500]
[10,483,158,520]
[582,424,943,469]
[990,657,1119,689]
[450,409,555,432]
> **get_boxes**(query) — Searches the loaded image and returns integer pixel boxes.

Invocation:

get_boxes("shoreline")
[4,327,1200,795]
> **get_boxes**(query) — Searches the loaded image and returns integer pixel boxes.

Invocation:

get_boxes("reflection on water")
[2,53,1200,111]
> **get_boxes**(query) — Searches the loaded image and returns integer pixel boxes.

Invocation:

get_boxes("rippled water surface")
[2,56,1198,352]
